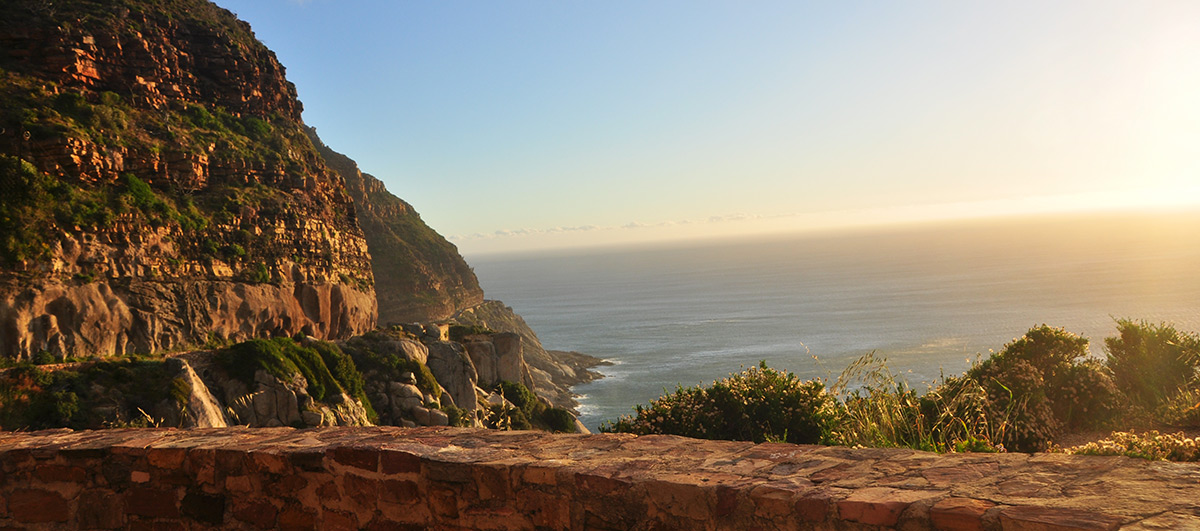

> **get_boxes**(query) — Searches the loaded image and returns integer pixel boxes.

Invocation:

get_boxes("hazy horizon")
[461,205,1200,258]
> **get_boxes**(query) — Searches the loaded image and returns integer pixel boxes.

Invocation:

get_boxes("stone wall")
[0,427,1196,530]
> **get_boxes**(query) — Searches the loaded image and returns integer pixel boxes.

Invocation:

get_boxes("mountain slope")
[307,129,484,324]
[0,0,376,360]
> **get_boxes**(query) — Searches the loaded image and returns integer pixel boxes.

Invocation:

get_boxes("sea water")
[468,211,1200,431]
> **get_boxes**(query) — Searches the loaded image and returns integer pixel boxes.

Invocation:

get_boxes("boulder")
[426,341,479,413]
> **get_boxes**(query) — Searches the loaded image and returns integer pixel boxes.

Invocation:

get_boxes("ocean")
[468,211,1200,432]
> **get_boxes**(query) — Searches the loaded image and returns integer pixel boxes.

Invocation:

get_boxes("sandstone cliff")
[0,0,376,360]
[307,129,484,324]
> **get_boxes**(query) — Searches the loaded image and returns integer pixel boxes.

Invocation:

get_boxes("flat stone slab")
[0,427,1197,529]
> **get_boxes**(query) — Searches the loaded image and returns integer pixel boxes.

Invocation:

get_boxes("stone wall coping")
[1,426,1197,529]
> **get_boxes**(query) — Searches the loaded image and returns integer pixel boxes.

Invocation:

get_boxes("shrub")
[449,324,493,342]
[0,360,181,430]
[961,325,1121,452]
[437,402,472,427]
[497,380,539,416]
[244,262,271,284]
[539,407,578,433]
[1106,320,1200,412]
[601,362,838,444]
[1156,387,1200,427]
[483,381,579,433]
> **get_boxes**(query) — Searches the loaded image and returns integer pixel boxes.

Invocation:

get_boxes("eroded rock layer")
[0,0,376,359]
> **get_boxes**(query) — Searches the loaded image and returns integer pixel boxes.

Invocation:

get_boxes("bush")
[497,380,538,415]
[601,362,838,444]
[1106,320,1200,412]
[1157,387,1200,427]
[539,407,578,433]
[0,360,181,430]
[449,324,493,342]
[960,325,1121,452]
[437,402,472,428]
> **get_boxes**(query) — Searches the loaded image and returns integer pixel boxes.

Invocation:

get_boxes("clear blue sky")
[214,0,1200,254]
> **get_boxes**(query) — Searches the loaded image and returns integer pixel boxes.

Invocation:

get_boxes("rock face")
[0,2,301,121]
[308,129,484,324]
[463,332,535,391]
[1,276,375,359]
[158,357,227,428]
[454,301,607,411]
[425,341,479,415]
[0,0,376,360]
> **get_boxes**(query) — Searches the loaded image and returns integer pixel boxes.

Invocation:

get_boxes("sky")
[214,0,1200,255]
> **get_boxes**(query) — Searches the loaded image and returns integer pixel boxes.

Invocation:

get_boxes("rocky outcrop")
[1,277,375,360]
[453,301,607,411]
[0,0,376,360]
[0,1,301,121]
[340,330,470,428]
[308,128,484,324]
[367,379,450,428]
[206,367,370,429]
[425,341,479,415]
[158,358,227,428]
[462,332,535,391]
[226,370,366,428]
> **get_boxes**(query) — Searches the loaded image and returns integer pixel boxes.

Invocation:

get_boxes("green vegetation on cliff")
[0,360,185,430]
[0,0,372,290]
[215,337,376,421]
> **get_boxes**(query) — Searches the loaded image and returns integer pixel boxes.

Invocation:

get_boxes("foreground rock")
[0,427,1195,530]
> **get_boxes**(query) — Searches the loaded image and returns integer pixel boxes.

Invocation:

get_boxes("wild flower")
[1063,431,1200,462]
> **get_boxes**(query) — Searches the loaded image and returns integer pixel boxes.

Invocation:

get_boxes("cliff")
[0,0,376,360]
[453,300,606,411]
[307,129,485,324]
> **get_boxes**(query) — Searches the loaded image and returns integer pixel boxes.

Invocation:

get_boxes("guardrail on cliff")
[0,427,1196,530]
